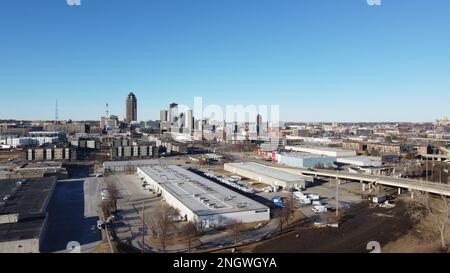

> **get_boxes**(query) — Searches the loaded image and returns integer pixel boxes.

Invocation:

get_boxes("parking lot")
[197,167,363,220]
[103,174,163,252]
[41,178,102,253]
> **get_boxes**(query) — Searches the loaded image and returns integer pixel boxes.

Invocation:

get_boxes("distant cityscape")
[0,91,449,253]
[1,1,450,258]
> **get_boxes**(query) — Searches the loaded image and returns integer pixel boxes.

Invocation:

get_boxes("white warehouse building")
[285,145,357,157]
[336,156,382,167]
[276,152,335,169]
[137,164,270,229]
[224,162,314,189]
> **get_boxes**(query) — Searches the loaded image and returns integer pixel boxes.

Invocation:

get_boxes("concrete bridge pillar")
[362,184,366,192]
[398,188,402,195]
[410,191,414,199]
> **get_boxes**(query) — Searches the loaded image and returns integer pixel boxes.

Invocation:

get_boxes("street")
[40,178,102,253]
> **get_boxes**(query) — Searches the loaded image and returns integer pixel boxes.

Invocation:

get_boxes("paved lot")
[41,178,101,253]
[105,174,162,252]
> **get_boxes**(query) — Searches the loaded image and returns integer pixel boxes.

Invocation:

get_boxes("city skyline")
[0,1,449,122]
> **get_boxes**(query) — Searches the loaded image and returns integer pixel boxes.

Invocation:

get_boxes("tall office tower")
[185,109,194,134]
[169,103,178,124]
[100,117,108,129]
[256,114,263,137]
[126,92,137,124]
[160,109,168,122]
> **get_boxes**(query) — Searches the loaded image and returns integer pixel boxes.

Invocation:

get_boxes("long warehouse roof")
[226,162,309,182]
[139,165,269,216]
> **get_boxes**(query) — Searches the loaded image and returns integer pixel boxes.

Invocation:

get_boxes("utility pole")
[100,209,114,253]
[336,178,339,218]
[141,201,145,253]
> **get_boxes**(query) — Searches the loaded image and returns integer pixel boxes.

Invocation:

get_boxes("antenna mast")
[105,103,110,118]
[55,99,59,124]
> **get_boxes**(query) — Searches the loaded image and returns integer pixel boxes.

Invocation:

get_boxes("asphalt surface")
[40,178,101,253]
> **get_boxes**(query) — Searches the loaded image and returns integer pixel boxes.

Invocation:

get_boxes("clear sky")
[0,0,449,122]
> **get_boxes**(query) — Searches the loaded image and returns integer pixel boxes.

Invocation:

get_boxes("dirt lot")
[253,200,416,253]
[382,195,450,253]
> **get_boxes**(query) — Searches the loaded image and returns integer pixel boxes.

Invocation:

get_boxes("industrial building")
[103,159,160,173]
[111,145,158,160]
[336,156,382,167]
[137,164,270,229]
[27,147,76,162]
[224,162,314,189]
[275,152,335,169]
[0,177,57,253]
[0,137,59,148]
[285,145,357,157]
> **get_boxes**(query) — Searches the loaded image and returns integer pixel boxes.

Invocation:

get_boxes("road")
[41,178,102,253]
[246,162,450,196]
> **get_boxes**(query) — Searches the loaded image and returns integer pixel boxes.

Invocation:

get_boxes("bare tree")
[415,191,450,252]
[181,221,199,253]
[285,193,297,218]
[229,220,244,246]
[277,206,291,233]
[105,180,120,212]
[149,203,179,253]
[429,163,449,184]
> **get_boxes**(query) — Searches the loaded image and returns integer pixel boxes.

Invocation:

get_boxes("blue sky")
[0,0,449,122]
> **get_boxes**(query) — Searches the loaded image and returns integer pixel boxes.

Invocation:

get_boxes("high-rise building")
[256,114,263,137]
[160,110,168,122]
[169,103,178,125]
[126,92,137,124]
[185,109,194,134]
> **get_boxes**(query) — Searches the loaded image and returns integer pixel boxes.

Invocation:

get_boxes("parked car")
[372,195,388,204]
[312,206,328,213]
[97,220,105,230]
[308,194,320,201]
[299,198,311,205]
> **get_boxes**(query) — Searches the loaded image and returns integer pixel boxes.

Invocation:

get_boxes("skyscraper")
[169,103,178,124]
[185,109,194,134]
[160,109,168,122]
[256,114,263,137]
[126,92,137,124]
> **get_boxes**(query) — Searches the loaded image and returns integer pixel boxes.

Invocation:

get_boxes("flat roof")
[139,165,269,216]
[0,177,56,216]
[286,145,353,153]
[103,159,159,168]
[0,214,46,242]
[226,162,308,182]
[280,152,332,159]
[337,156,381,163]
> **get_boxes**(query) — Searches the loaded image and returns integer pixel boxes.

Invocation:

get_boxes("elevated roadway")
[273,166,450,197]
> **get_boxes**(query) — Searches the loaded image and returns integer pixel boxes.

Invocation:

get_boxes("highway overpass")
[273,166,450,197]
